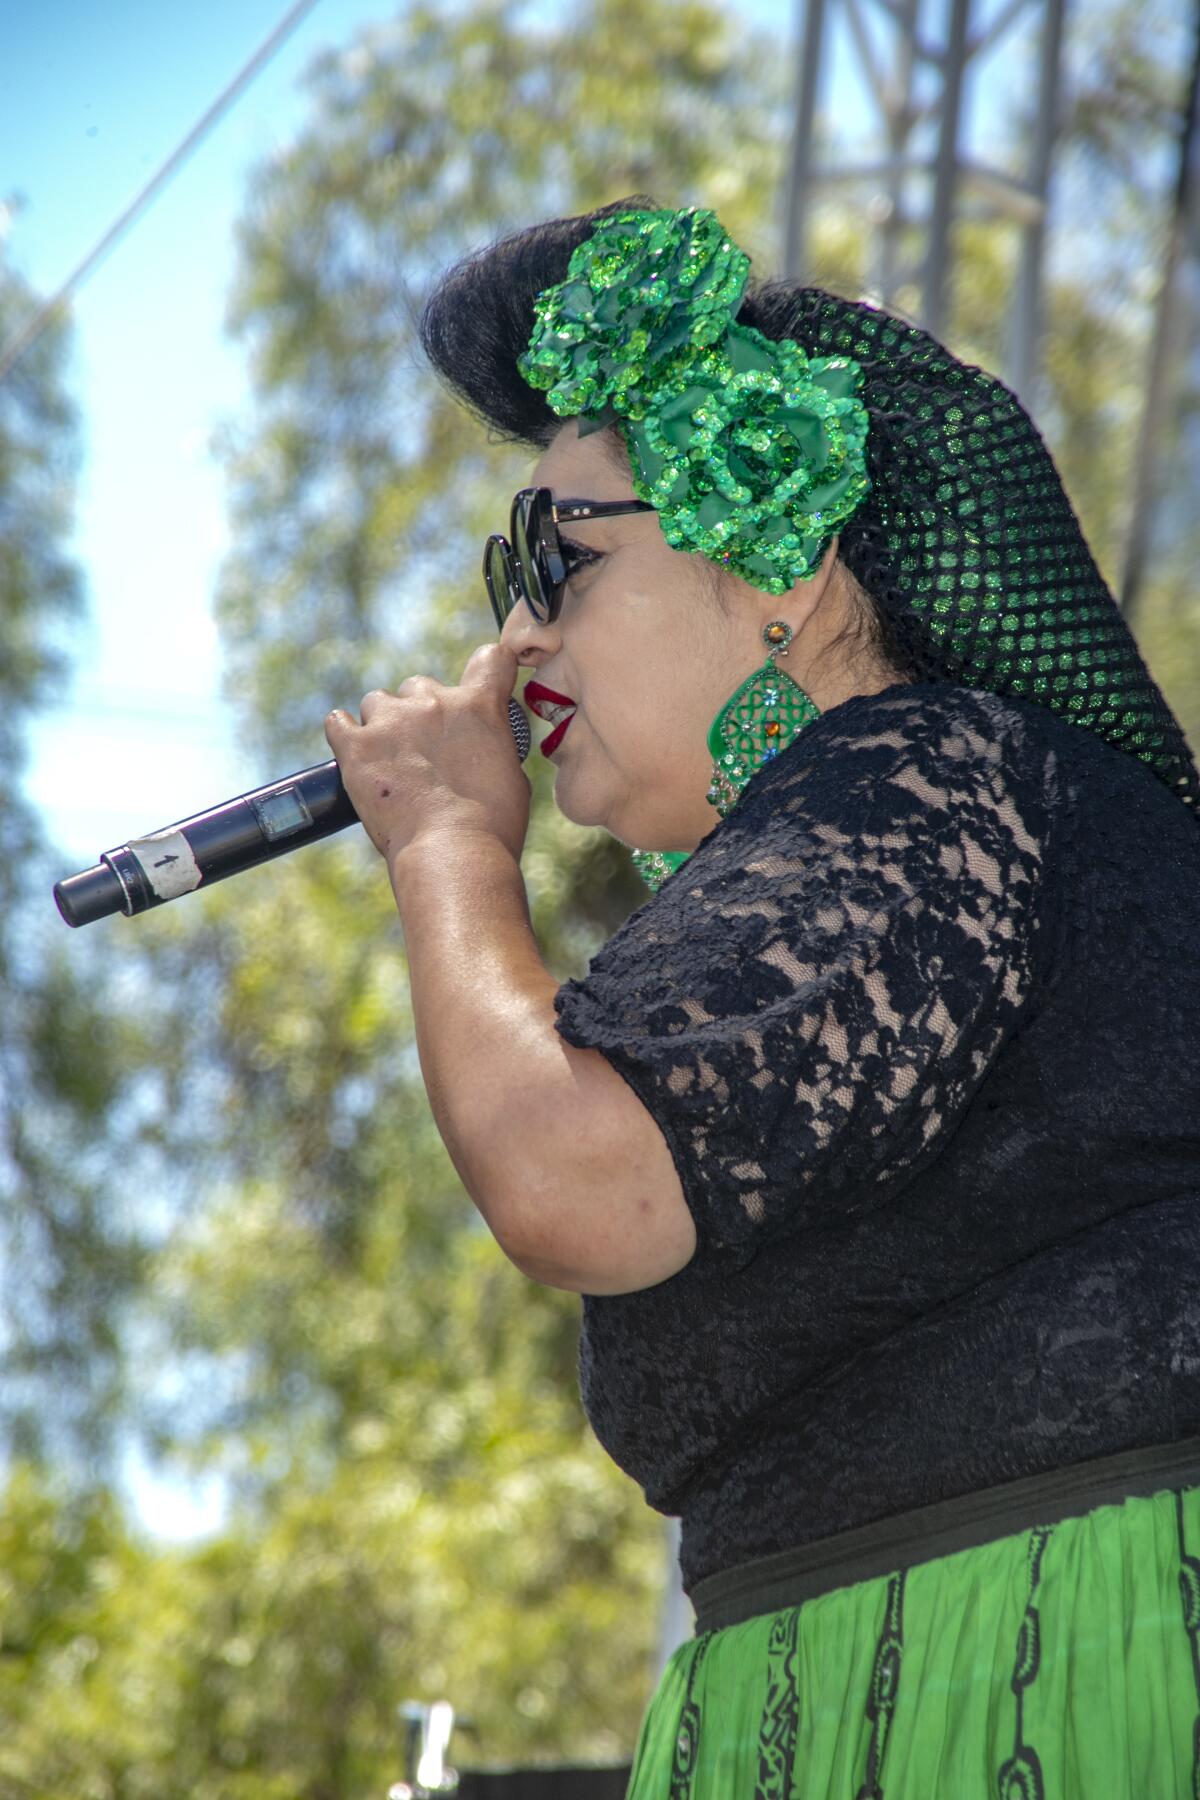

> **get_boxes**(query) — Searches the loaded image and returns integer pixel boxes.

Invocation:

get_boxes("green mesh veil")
[776,287,1200,825]
[516,201,1199,830]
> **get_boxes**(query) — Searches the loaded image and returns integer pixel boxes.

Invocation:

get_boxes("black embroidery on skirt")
[855,1570,906,1800]
[996,1526,1051,1800]
[669,1635,711,1800]
[1174,1490,1200,1800]
[754,1608,801,1800]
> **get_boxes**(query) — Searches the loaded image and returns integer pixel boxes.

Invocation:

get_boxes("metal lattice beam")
[779,0,1066,402]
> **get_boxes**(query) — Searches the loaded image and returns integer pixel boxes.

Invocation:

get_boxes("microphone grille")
[508,698,532,763]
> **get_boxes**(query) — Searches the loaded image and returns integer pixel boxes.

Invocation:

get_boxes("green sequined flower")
[518,206,872,592]
[619,329,869,594]
[518,208,750,418]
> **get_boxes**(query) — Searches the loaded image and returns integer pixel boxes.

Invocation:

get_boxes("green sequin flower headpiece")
[506,200,1200,851]
[517,206,871,595]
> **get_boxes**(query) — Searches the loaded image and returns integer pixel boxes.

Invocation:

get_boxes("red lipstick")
[539,712,575,757]
[524,679,578,759]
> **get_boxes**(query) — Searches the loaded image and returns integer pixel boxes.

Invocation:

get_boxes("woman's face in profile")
[499,418,850,854]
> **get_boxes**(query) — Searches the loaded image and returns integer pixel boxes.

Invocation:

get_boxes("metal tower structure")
[658,0,1197,1672]
[779,0,1069,406]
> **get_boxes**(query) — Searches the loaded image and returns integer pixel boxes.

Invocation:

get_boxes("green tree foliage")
[1067,0,1200,712]
[781,0,1200,741]
[0,1456,658,1797]
[0,258,151,1470]
[12,0,793,1782]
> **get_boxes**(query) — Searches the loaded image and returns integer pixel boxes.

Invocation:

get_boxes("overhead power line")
[0,0,324,387]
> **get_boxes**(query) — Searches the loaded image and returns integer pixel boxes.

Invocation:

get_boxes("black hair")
[417,194,919,683]
[418,195,657,453]
[418,198,1200,819]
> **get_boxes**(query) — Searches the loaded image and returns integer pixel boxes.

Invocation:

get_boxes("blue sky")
[7,0,390,862]
[4,0,1141,1538]
[7,0,809,1538]
[6,0,805,873]
[8,0,1045,872]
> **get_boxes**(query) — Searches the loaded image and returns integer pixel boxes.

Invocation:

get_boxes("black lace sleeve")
[552,686,1060,1257]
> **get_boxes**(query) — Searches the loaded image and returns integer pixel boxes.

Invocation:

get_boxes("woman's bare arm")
[390,828,696,1295]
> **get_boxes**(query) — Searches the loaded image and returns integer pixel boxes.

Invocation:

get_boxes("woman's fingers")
[334,648,516,735]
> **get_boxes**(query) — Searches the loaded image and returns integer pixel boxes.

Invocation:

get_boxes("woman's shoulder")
[734,677,1063,845]
[772,677,1070,782]
[630,679,1063,938]
[743,675,1193,846]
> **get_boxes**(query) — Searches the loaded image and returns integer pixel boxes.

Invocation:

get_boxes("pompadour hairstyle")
[417,197,1200,820]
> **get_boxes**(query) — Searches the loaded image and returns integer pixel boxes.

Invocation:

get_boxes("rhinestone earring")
[705,620,820,818]
[630,621,821,894]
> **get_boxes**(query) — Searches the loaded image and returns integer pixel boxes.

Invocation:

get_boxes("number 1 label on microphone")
[127,828,203,901]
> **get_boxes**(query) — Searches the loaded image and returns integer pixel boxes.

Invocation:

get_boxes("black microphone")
[53,698,533,929]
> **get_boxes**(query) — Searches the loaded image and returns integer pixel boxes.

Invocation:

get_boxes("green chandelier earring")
[630,621,822,893]
[705,619,820,816]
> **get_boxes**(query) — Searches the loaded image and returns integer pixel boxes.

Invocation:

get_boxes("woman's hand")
[324,642,531,866]
[326,640,696,1294]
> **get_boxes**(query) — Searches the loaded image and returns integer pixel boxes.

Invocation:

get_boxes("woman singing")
[324,199,1200,1797]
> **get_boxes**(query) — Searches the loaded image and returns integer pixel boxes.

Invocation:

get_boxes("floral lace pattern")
[556,682,1057,1254]
[553,682,1200,1589]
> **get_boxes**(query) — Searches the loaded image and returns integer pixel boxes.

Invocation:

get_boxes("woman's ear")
[768,533,843,637]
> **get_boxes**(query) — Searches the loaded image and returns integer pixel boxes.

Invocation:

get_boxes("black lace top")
[552,681,1200,1593]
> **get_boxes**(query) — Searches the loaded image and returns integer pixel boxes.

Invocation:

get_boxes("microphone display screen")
[251,787,313,841]
[53,697,530,927]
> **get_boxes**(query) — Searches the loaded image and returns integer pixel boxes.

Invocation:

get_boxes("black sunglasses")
[482,486,656,632]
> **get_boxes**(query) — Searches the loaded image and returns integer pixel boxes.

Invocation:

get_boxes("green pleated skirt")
[627,1482,1200,1798]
